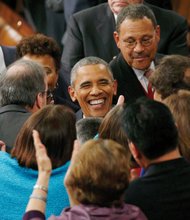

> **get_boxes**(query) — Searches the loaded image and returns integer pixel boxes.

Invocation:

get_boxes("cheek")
[48,75,58,89]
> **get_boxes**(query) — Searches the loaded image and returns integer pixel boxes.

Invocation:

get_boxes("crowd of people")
[1,1,190,220]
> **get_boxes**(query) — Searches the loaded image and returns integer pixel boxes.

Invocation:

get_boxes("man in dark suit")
[110,4,162,103]
[122,97,190,220]
[61,0,188,84]
[0,59,47,151]
[68,56,117,121]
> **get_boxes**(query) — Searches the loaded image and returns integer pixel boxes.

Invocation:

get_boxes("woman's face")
[23,54,58,91]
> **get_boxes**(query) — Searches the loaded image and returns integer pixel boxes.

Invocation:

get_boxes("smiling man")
[110,4,162,103]
[68,56,117,120]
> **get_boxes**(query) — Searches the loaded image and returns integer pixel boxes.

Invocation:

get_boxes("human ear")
[113,31,120,49]
[68,86,77,102]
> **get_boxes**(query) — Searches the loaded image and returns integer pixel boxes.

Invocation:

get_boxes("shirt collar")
[132,61,155,80]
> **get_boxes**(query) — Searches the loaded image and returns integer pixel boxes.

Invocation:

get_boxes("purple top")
[23,203,147,220]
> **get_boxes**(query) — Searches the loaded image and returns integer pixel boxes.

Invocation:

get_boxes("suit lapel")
[96,4,119,59]
[118,54,147,100]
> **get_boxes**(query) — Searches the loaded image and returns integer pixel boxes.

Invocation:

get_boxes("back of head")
[0,59,46,108]
[98,105,131,165]
[65,139,130,206]
[164,90,190,162]
[150,55,190,100]
[122,97,178,160]
[16,33,61,71]
[76,117,102,145]
[116,4,157,33]
[99,105,128,149]
[70,56,114,85]
[12,104,76,169]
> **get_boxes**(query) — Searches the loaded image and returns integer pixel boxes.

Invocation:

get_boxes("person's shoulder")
[0,151,11,160]
[147,3,186,22]
[61,205,91,219]
[75,109,83,121]
[109,53,121,66]
[123,203,148,220]
[72,3,108,19]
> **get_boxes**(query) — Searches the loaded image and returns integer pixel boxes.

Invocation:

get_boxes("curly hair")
[150,55,190,99]
[16,33,61,71]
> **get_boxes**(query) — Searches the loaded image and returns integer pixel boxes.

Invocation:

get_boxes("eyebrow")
[44,67,52,75]
[79,81,91,88]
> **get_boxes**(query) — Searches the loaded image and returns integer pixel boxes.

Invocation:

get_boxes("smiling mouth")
[89,98,105,106]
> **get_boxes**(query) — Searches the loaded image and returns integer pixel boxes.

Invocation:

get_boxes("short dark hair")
[122,97,178,160]
[16,33,61,71]
[70,56,114,85]
[11,105,76,169]
[150,55,190,99]
[116,4,157,33]
[76,117,102,144]
[0,59,46,108]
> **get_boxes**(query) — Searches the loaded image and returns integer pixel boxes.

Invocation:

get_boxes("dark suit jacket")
[75,109,83,121]
[63,0,107,23]
[124,158,190,220]
[61,3,188,84]
[1,46,17,66]
[61,3,119,83]
[109,53,163,104]
[0,105,31,152]
[145,0,172,10]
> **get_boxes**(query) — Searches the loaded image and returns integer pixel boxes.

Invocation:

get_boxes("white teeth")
[89,99,104,105]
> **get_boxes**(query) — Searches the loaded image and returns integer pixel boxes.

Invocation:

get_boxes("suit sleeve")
[61,15,84,74]
[166,17,189,55]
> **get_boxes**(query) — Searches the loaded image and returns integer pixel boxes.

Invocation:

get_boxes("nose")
[133,41,145,53]
[90,85,102,96]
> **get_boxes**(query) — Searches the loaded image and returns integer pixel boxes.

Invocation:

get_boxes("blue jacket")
[0,152,70,219]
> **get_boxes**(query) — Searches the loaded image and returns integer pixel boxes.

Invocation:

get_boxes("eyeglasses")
[40,90,54,104]
[46,90,54,104]
[124,36,154,49]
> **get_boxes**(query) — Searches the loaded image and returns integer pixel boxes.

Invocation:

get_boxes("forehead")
[119,17,155,37]
[74,64,112,83]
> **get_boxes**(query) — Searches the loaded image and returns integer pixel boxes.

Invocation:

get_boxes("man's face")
[69,64,117,117]
[114,17,160,70]
[108,0,143,14]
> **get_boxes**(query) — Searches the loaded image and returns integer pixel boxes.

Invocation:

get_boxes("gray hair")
[76,117,102,145]
[116,4,157,33]
[0,59,46,108]
[70,56,114,85]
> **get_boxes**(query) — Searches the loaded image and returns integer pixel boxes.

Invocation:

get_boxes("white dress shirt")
[132,62,155,92]
[0,46,7,74]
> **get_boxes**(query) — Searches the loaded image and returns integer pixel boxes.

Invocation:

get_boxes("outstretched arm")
[25,130,52,214]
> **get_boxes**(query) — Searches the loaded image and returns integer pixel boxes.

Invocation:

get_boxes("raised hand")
[116,95,125,106]
[33,130,52,174]
[0,140,6,152]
